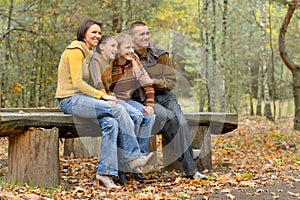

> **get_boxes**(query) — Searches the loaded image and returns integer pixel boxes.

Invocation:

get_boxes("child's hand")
[128,54,139,68]
[101,94,118,106]
[144,106,154,116]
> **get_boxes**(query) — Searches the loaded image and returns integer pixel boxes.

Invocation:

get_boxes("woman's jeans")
[118,99,155,155]
[57,94,142,175]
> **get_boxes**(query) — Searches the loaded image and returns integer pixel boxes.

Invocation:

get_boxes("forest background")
[0,0,299,119]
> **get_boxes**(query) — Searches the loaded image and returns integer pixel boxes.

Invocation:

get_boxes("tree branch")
[278,0,298,75]
[0,27,34,41]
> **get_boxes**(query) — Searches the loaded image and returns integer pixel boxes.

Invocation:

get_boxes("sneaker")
[193,171,207,180]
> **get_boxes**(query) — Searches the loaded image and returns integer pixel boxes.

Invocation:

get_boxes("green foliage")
[0,0,298,115]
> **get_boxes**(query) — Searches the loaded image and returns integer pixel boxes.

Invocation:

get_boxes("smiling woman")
[82,24,102,49]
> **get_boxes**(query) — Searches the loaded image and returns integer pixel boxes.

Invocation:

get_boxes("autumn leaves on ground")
[0,115,299,199]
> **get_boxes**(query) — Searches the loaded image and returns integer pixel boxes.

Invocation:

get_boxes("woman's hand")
[144,106,154,116]
[101,94,118,106]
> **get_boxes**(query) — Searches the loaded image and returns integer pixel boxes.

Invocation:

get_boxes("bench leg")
[192,126,212,171]
[147,135,158,166]
[8,127,60,187]
[63,137,101,158]
[162,125,212,172]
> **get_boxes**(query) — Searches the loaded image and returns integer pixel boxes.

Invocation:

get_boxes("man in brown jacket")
[130,21,206,180]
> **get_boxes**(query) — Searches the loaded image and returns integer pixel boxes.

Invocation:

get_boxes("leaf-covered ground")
[0,115,299,199]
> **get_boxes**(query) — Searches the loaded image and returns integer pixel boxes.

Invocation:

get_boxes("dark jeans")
[153,91,197,177]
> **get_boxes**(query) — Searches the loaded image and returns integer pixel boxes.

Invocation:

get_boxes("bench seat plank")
[0,109,238,137]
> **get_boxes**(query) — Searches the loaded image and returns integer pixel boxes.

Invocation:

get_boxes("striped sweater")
[110,59,155,107]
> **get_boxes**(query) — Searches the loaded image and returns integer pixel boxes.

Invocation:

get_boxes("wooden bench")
[0,108,238,187]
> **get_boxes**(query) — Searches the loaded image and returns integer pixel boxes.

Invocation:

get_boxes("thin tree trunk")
[219,0,228,112]
[120,0,127,32]
[256,64,262,116]
[1,0,14,108]
[260,0,272,120]
[200,0,211,112]
[247,24,254,116]
[278,64,284,118]
[268,0,276,118]
[112,0,121,33]
[210,0,217,111]
[278,0,300,129]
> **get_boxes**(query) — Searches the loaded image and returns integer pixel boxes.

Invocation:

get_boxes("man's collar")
[136,48,147,57]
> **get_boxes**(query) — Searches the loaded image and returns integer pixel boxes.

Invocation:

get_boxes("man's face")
[131,26,150,50]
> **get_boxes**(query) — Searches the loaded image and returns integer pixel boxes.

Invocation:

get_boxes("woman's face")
[84,24,102,49]
[118,41,134,61]
[101,38,118,61]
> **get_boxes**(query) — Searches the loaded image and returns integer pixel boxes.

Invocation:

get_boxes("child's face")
[118,41,134,60]
[101,38,118,61]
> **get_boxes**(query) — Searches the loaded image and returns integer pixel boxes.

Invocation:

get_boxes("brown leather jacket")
[137,43,176,92]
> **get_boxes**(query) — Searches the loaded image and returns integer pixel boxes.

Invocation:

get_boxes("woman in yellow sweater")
[55,19,153,189]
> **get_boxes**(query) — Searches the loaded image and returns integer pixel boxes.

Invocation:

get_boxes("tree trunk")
[219,0,228,112]
[210,0,217,111]
[260,0,272,120]
[112,0,121,33]
[199,0,210,112]
[256,64,262,116]
[63,137,101,158]
[1,0,14,108]
[293,70,300,130]
[278,0,299,129]
[247,23,254,116]
[278,64,284,118]
[268,0,276,117]
[120,0,127,32]
[8,127,60,187]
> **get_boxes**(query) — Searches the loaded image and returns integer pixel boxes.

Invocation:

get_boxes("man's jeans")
[153,91,197,177]
[57,94,142,175]
[118,99,155,154]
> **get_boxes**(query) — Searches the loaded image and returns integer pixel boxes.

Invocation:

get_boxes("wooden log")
[147,135,158,165]
[192,126,212,171]
[162,125,212,172]
[63,137,101,158]
[8,127,60,187]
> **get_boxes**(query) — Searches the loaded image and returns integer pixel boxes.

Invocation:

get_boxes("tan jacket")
[138,43,176,92]
[55,41,104,99]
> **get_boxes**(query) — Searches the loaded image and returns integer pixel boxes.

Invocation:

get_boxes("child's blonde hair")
[116,33,133,48]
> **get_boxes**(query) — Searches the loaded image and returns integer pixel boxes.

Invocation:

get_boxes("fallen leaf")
[287,191,300,197]
[225,193,235,199]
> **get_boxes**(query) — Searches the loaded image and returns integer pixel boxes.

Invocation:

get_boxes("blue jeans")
[118,99,155,154]
[58,94,142,176]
